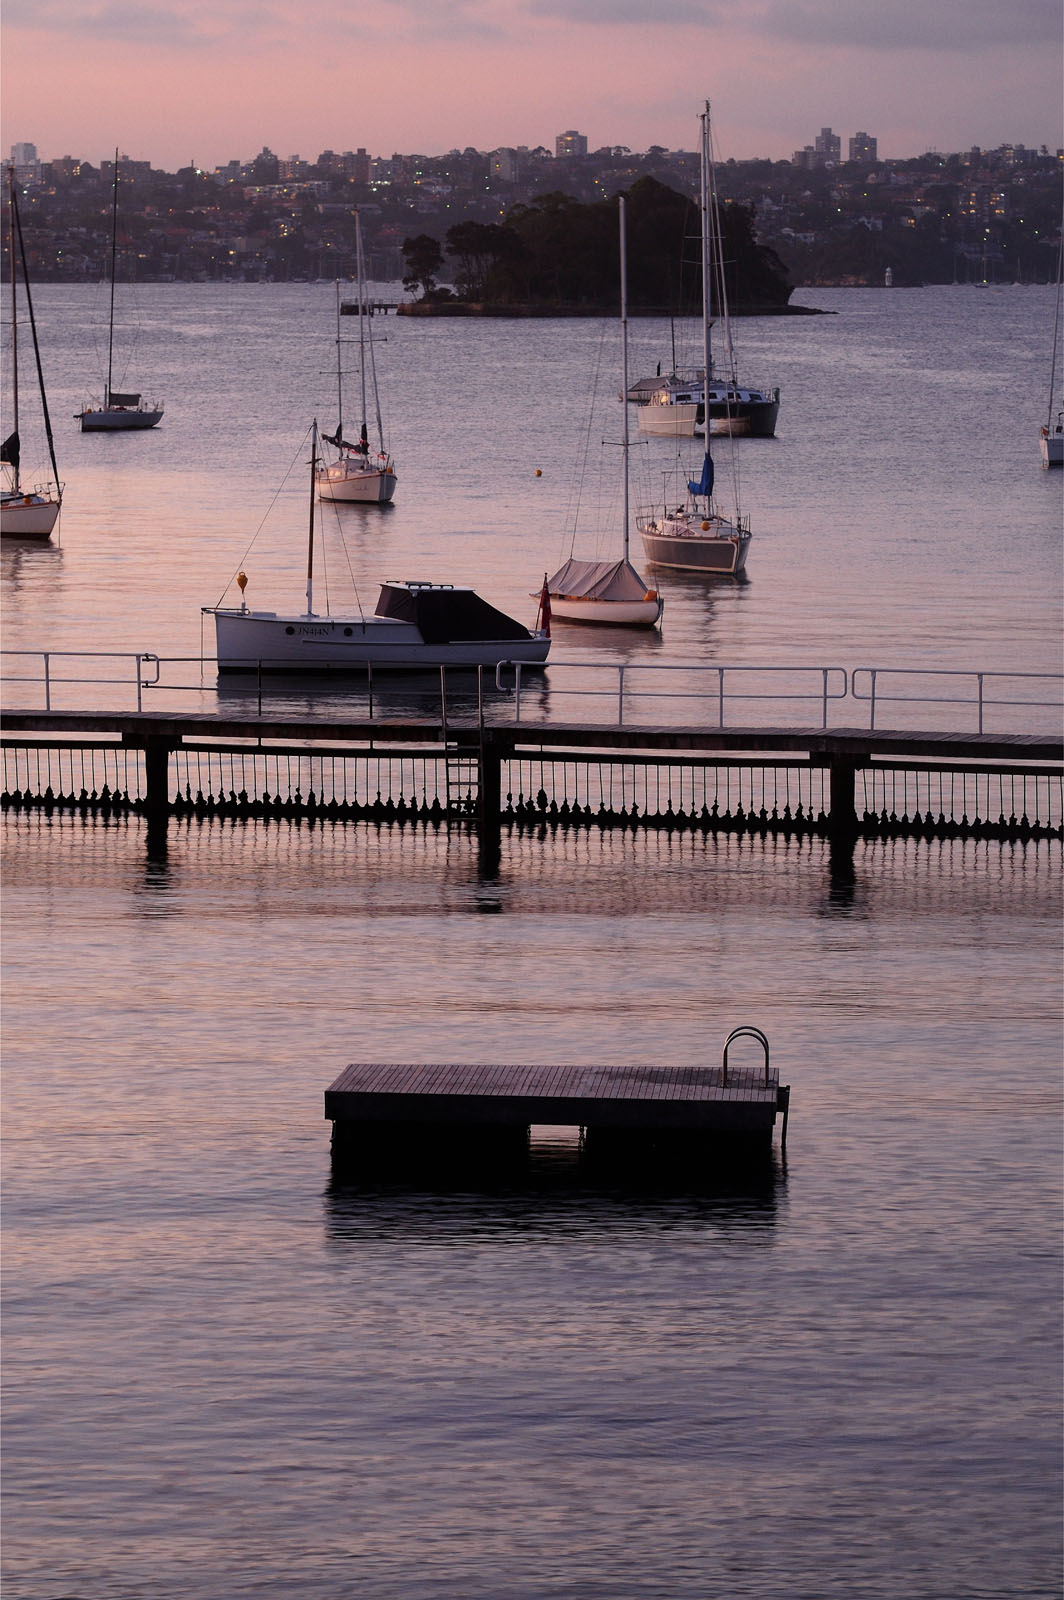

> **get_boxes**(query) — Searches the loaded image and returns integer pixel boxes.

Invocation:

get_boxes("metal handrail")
[722,1026,771,1088]
[0,651,160,713]
[497,661,849,728]
[3,652,1062,736]
[851,668,1063,734]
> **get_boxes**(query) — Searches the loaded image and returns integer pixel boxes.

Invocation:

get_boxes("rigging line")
[561,317,611,559]
[311,495,367,621]
[210,423,314,606]
[705,111,743,515]
[318,505,330,616]
[11,180,61,496]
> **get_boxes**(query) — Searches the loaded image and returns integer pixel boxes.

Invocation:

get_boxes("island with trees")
[400,178,795,315]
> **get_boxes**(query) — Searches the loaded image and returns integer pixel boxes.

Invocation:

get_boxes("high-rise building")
[849,131,878,163]
[814,127,841,164]
[555,130,588,160]
[490,149,520,182]
[10,142,40,182]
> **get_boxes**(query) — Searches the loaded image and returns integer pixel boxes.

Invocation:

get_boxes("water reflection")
[324,1169,782,1244]
[324,1129,784,1240]
[1,535,64,597]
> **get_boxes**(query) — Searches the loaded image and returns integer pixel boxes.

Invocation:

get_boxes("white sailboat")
[204,422,548,671]
[545,196,663,628]
[76,151,163,432]
[2,166,63,540]
[317,215,396,503]
[1040,241,1063,467]
[635,169,779,441]
[637,103,753,577]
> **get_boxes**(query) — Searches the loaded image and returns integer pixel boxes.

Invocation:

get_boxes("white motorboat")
[204,424,547,672]
[637,103,753,578]
[1040,242,1063,467]
[2,167,62,540]
[76,151,163,433]
[317,215,396,503]
[637,375,780,439]
[545,196,663,629]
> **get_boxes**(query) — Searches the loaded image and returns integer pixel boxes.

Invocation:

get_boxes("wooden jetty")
[325,1029,789,1172]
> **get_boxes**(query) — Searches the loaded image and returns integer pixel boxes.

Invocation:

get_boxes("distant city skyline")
[5,125,1061,182]
[2,0,1060,176]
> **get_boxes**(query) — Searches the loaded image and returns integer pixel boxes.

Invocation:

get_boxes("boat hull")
[316,463,397,503]
[639,522,751,576]
[78,407,164,432]
[207,609,550,671]
[637,393,779,439]
[1040,427,1063,467]
[708,396,779,438]
[638,401,699,437]
[548,595,663,627]
[1,493,61,538]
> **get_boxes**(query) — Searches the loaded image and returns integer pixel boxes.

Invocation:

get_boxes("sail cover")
[107,391,141,408]
[687,454,714,498]
[546,558,652,601]
[1,432,19,470]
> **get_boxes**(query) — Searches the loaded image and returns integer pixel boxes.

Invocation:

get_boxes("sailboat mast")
[700,107,712,425]
[354,212,369,439]
[306,421,318,615]
[11,173,61,501]
[334,279,344,438]
[106,149,119,406]
[7,168,18,486]
[1047,237,1063,432]
[620,195,631,563]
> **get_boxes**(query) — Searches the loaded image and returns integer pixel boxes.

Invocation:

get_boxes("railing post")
[869,669,877,731]
[43,652,51,712]
[617,665,625,726]
[977,672,984,734]
[142,738,172,824]
[514,665,522,725]
[822,668,829,730]
[477,728,502,877]
[440,666,448,743]
[828,755,863,840]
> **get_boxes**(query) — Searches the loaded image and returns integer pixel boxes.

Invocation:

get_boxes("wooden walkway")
[325,1060,789,1144]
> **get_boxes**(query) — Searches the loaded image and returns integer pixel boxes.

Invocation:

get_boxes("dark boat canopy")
[375,583,533,642]
[106,391,141,408]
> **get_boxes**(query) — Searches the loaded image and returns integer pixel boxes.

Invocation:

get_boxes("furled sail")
[1,432,20,470]
[687,453,714,498]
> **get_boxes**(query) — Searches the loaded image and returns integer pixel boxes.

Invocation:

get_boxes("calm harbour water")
[2,285,1062,1598]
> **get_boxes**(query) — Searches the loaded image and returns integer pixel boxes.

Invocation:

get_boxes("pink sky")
[2,0,1061,170]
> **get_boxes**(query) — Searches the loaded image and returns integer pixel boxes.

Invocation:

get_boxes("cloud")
[524,0,1063,52]
[3,0,511,48]
[1,0,283,47]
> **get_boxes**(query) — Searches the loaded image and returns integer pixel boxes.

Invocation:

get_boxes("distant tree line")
[401,178,792,312]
